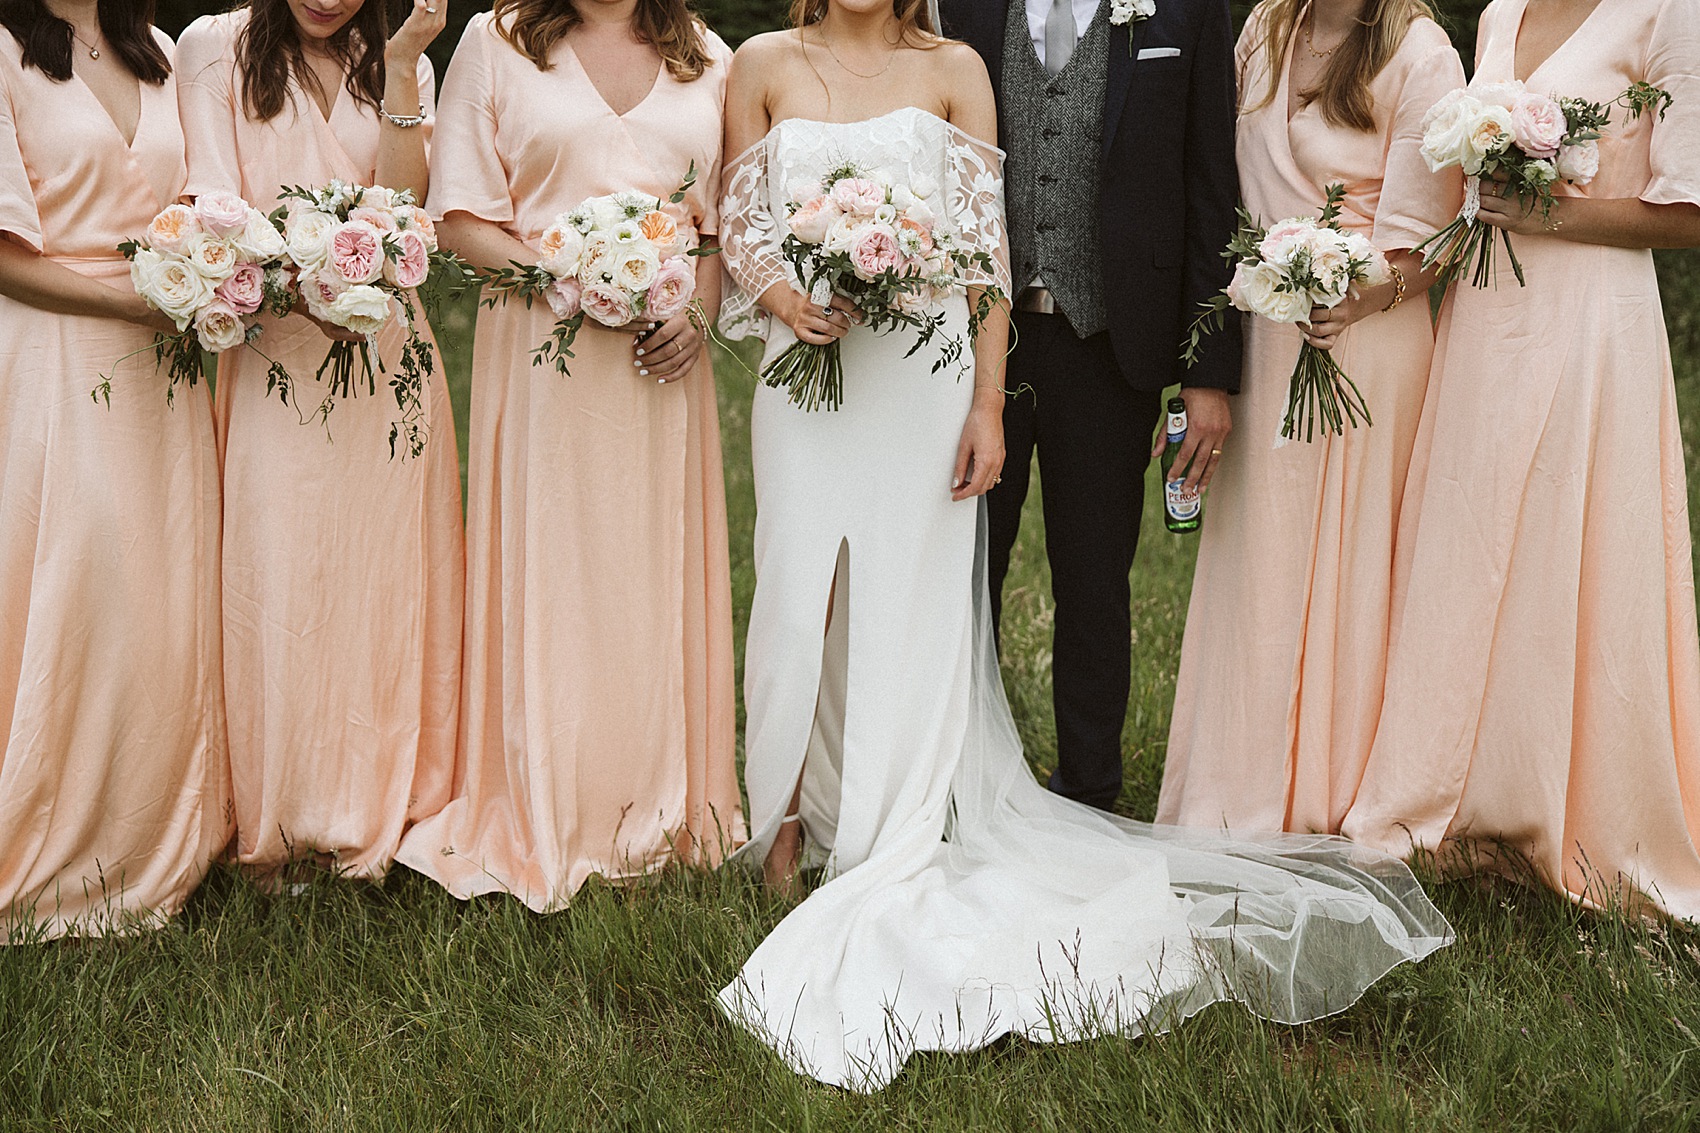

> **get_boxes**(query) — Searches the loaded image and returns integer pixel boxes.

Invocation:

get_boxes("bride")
[717,0,1451,1091]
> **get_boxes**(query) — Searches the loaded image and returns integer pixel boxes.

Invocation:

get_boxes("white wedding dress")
[717,106,1452,1092]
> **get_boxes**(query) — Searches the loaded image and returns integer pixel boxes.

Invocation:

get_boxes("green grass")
[3,255,1698,1131]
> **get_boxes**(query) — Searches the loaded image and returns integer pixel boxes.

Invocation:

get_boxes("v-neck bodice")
[427,12,732,243]
[0,26,184,263]
[1234,9,1464,251]
[176,12,436,207]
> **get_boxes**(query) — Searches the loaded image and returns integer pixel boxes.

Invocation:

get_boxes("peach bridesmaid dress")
[0,31,228,938]
[1342,0,1700,917]
[1158,10,1464,835]
[175,12,464,880]
[394,13,743,909]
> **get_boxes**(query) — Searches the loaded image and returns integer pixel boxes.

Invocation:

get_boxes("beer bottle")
[1160,397,1203,534]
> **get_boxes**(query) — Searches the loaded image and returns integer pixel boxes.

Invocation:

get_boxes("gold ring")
[992,476,1002,485]
[1211,449,1222,456]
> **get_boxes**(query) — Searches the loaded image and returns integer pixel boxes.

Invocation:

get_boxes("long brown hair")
[1243,0,1436,131]
[234,0,392,122]
[492,0,712,82]
[0,0,170,84]
[789,0,943,44]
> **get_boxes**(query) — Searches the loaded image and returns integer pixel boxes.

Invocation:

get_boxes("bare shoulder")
[930,39,990,84]
[732,29,805,70]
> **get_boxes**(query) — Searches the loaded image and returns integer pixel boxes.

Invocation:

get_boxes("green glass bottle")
[1160,397,1203,534]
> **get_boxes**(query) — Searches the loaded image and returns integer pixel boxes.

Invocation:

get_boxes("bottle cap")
[1167,397,1186,413]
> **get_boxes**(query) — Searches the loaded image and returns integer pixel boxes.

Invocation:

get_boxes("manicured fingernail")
[952,477,961,488]
[635,348,645,356]
[639,369,649,376]
[657,378,666,385]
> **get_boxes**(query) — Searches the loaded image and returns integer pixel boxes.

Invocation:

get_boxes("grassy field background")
[2,254,1696,1131]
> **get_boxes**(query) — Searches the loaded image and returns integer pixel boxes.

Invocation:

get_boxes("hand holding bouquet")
[1414,80,1672,288]
[763,161,1003,412]
[480,165,706,376]
[278,181,457,458]
[1186,184,1390,443]
[100,191,292,406]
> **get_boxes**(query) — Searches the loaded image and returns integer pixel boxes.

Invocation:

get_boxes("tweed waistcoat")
[1000,0,1109,337]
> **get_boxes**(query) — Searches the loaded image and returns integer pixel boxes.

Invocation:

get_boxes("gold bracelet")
[1381,263,1406,312]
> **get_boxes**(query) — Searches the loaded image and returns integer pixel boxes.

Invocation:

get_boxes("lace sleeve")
[943,126,1011,298]
[717,136,791,342]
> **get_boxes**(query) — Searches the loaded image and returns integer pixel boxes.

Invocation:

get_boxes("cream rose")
[578,234,617,285]
[194,301,247,353]
[147,258,217,329]
[1463,104,1515,173]
[234,209,287,261]
[1231,261,1310,324]
[645,257,696,322]
[788,197,837,244]
[184,233,240,282]
[1420,90,1484,173]
[580,281,635,327]
[146,204,203,254]
[614,245,661,293]
[286,209,339,272]
[538,222,587,278]
[326,284,394,336]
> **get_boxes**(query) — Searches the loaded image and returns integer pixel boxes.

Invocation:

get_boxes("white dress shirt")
[1024,0,1105,70]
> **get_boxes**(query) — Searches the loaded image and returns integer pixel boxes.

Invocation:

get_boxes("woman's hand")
[300,309,365,343]
[952,390,1005,502]
[1476,175,1554,237]
[120,293,180,337]
[634,310,703,384]
[1301,287,1387,352]
[764,284,857,345]
[386,0,449,67]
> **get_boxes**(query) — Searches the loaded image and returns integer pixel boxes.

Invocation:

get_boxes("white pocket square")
[1137,47,1182,59]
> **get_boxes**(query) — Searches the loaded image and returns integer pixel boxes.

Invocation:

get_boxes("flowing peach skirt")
[1160,299,1436,834]
[395,301,742,909]
[217,312,463,879]
[0,265,228,939]
[1343,237,1700,918]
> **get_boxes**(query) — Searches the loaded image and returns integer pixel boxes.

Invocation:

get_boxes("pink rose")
[215,261,266,315]
[1555,138,1600,184]
[545,276,584,320]
[828,176,886,216]
[395,205,438,250]
[384,230,430,290]
[329,220,385,284]
[350,205,401,235]
[301,268,350,321]
[195,191,251,238]
[849,224,903,280]
[580,282,635,327]
[645,256,697,322]
[788,196,837,244]
[1510,92,1566,159]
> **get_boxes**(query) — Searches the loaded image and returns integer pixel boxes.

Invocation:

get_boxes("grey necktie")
[1044,0,1076,76]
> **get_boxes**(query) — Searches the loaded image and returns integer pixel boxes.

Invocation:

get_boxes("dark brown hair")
[1243,0,1437,131]
[492,0,712,82]
[234,0,391,123]
[0,0,170,84]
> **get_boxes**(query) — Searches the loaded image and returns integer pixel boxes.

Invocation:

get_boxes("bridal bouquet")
[278,181,452,458]
[1185,184,1390,443]
[763,162,1003,412]
[99,192,293,407]
[479,166,704,376]
[1414,80,1672,288]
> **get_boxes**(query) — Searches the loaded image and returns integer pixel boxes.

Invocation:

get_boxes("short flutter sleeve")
[174,16,245,200]
[427,15,513,226]
[0,74,41,252]
[696,30,734,238]
[1373,23,1467,252]
[716,136,789,341]
[943,125,1011,297]
[1642,0,1700,208]
[415,52,438,155]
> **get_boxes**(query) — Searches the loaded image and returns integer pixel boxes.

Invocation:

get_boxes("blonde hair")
[492,0,712,81]
[1243,0,1437,131]
[787,0,942,44]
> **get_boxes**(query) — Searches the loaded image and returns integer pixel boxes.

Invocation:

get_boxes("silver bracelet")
[379,101,427,128]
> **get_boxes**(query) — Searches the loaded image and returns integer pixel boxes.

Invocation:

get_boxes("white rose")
[183,233,240,282]
[286,209,339,272]
[1556,139,1600,184]
[147,257,217,329]
[538,222,587,278]
[578,234,617,284]
[326,284,394,336]
[194,301,247,352]
[614,244,661,293]
[1420,91,1484,173]
[1471,80,1526,111]
[1233,261,1310,324]
[903,199,936,228]
[129,247,169,306]
[1461,104,1516,174]
[356,185,396,210]
[1524,158,1558,188]
[823,214,862,254]
[234,209,287,261]
[300,269,349,322]
[890,186,919,212]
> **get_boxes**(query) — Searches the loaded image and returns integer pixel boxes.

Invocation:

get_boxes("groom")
[937,0,1242,811]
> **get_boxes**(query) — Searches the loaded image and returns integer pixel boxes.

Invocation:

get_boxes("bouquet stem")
[761,339,844,412]
[1280,343,1373,443]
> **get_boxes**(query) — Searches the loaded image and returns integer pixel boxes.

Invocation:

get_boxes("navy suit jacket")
[937,0,1245,393]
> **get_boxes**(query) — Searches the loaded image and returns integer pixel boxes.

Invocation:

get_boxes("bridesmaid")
[175,0,464,882]
[1158,0,1462,834]
[394,0,743,908]
[0,0,227,938]
[1342,0,1700,917]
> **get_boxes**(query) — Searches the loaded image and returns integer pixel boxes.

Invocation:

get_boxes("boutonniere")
[1111,0,1156,33]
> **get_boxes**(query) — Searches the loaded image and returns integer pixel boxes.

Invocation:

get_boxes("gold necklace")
[820,32,899,79]
[69,26,101,60]
[1302,19,1339,59]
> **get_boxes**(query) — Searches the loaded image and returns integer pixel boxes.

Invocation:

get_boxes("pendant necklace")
[71,28,101,60]
[821,33,899,79]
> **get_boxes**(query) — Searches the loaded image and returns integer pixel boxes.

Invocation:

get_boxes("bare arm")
[1477,192,1700,249]
[0,235,171,331]
[436,210,537,273]
[373,0,448,199]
